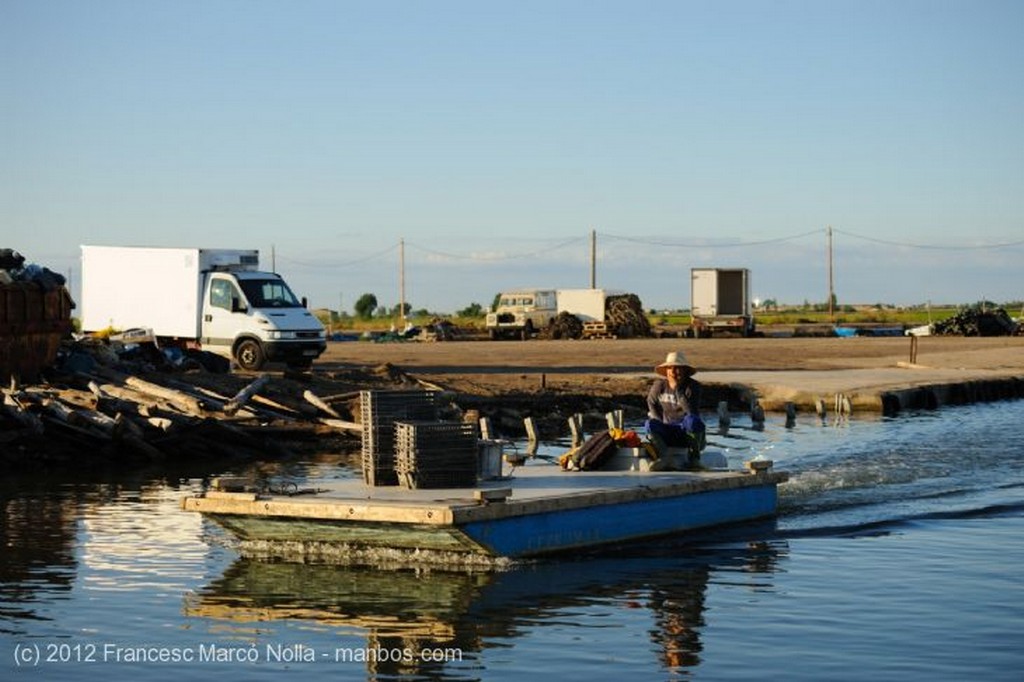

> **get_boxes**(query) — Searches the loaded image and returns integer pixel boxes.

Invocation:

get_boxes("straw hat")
[655,350,696,376]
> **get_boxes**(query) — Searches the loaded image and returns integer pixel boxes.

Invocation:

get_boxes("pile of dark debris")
[2,334,646,471]
[932,306,1021,336]
[0,335,429,469]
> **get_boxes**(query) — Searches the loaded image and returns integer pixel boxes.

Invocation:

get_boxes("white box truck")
[690,268,755,337]
[81,245,326,370]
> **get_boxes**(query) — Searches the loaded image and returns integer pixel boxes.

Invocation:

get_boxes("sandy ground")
[317,335,1024,406]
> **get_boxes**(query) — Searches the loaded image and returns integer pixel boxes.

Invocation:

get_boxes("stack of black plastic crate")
[394,420,479,489]
[360,390,441,486]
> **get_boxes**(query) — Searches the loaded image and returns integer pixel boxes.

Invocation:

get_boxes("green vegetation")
[315,297,1022,335]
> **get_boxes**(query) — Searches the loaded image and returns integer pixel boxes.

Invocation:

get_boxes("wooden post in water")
[717,401,731,432]
[750,398,765,425]
[785,402,797,428]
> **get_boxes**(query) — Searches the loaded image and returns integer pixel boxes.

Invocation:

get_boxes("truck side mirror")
[231,297,247,313]
[302,296,308,309]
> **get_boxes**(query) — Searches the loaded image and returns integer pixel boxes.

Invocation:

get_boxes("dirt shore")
[317,335,1024,399]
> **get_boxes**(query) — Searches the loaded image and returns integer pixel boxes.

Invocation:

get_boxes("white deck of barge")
[183,461,787,526]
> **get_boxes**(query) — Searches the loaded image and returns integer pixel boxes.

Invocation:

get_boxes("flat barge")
[182,459,787,567]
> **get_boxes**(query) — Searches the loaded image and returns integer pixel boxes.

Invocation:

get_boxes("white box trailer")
[555,288,610,322]
[690,268,755,337]
[81,245,326,369]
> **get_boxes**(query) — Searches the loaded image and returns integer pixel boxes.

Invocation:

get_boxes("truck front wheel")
[235,339,265,371]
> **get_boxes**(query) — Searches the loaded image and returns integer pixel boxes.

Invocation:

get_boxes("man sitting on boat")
[646,351,707,469]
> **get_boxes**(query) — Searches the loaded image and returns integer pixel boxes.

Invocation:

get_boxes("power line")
[833,228,1024,250]
[271,227,1023,272]
[406,236,587,261]
[275,242,399,269]
[599,229,825,248]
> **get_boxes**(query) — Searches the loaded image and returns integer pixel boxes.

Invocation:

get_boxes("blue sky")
[2,0,1021,314]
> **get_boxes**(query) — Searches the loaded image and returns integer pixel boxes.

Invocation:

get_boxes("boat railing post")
[524,416,538,445]
[568,413,584,448]
[605,410,623,431]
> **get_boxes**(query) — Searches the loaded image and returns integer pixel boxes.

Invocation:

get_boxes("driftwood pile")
[0,338,428,469]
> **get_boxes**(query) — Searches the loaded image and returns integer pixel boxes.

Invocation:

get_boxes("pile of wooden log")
[0,362,377,468]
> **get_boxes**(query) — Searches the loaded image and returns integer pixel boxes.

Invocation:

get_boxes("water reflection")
[0,493,78,631]
[186,536,786,677]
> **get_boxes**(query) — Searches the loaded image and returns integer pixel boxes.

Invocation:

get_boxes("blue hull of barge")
[462,484,779,557]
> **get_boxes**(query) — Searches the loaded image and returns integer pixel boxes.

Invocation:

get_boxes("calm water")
[2,400,1023,681]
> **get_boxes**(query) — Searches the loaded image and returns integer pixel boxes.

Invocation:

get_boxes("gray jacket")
[646,377,702,423]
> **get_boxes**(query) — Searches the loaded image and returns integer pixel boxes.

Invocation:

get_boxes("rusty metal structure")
[0,281,74,383]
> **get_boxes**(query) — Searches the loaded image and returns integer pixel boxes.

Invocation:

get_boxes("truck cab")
[202,271,326,370]
[485,289,557,340]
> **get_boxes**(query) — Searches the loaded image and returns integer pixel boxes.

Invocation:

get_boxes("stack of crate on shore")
[360,389,480,489]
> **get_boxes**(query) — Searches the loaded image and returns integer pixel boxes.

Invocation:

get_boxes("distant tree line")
[350,292,485,320]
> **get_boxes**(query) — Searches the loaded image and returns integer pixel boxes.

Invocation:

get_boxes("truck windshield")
[239,279,303,308]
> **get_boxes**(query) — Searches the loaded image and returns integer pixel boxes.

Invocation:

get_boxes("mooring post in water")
[717,401,731,432]
[815,398,827,420]
[785,402,797,428]
[750,397,765,424]
[569,413,584,448]
[834,393,852,416]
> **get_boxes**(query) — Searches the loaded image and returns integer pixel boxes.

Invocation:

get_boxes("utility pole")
[399,238,405,326]
[827,225,834,324]
[590,228,596,289]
